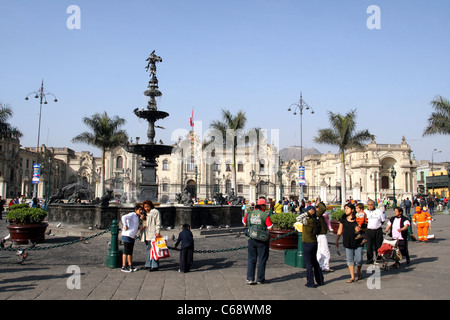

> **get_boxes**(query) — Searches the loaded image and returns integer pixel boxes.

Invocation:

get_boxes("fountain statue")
[127,51,175,202]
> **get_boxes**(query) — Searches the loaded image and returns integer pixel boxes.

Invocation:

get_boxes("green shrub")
[7,207,47,224]
[8,203,30,211]
[330,209,345,221]
[270,212,297,230]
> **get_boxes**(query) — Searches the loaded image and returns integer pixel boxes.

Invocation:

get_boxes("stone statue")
[180,188,193,206]
[145,50,162,74]
[226,189,241,206]
[214,192,226,206]
[48,188,64,204]
[100,189,114,208]
[120,192,128,204]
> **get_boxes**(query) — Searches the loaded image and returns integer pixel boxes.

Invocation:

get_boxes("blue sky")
[0,0,449,163]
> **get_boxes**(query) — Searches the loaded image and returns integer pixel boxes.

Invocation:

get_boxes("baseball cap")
[256,199,267,206]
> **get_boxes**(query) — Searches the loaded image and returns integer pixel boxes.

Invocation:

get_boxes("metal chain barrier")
[0,228,110,252]
[168,230,297,253]
[1,227,297,255]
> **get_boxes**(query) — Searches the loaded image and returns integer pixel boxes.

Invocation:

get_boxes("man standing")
[404,197,412,216]
[243,198,273,285]
[364,200,385,264]
[412,206,432,242]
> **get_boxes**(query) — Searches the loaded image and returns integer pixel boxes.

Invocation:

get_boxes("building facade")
[4,136,445,205]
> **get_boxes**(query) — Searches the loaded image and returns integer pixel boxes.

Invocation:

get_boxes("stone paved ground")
[1,210,449,305]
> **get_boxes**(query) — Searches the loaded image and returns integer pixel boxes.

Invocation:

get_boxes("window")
[381,176,389,189]
[162,160,169,171]
[213,161,220,172]
[237,184,243,193]
[116,156,123,169]
[226,162,231,172]
[259,160,265,173]
[186,156,196,172]
[162,183,168,192]
[290,181,297,193]
[225,180,231,194]
[238,162,244,172]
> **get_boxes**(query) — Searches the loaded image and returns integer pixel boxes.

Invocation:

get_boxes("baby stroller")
[376,237,401,271]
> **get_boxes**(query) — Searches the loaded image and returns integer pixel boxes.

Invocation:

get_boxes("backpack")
[311,214,322,236]
[246,210,269,241]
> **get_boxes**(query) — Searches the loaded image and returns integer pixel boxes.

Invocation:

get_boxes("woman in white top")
[141,200,162,271]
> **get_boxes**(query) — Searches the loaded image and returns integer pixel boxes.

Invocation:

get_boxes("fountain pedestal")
[127,51,174,202]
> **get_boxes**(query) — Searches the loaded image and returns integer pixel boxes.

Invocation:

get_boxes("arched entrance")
[186,179,197,199]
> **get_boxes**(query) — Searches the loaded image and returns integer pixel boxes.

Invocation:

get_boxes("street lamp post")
[287,92,315,202]
[25,79,58,200]
[370,171,378,206]
[277,156,284,202]
[445,164,450,214]
[390,166,397,208]
[431,149,442,198]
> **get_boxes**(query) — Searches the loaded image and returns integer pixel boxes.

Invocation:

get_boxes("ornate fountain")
[127,51,174,202]
[47,51,243,231]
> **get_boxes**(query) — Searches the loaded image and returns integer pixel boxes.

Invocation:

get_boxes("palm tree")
[314,109,374,207]
[208,109,247,194]
[0,103,22,139]
[72,112,128,196]
[423,95,450,136]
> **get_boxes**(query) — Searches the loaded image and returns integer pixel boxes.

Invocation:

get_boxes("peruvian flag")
[190,107,194,127]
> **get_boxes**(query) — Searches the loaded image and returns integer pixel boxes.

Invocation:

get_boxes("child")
[120,205,143,273]
[355,203,368,244]
[175,223,194,273]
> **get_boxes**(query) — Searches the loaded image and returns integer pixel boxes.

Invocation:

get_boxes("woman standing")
[335,203,365,283]
[141,200,162,271]
[300,205,325,288]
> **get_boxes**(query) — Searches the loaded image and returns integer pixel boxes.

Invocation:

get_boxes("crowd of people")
[242,193,443,287]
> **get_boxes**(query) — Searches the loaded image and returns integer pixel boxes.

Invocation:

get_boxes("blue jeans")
[145,241,160,269]
[247,238,269,282]
[345,247,363,266]
[303,242,324,287]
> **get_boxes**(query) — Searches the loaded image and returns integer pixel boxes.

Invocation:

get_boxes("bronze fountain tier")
[127,51,174,202]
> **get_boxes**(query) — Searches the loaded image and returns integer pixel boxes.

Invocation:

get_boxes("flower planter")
[330,220,340,235]
[7,222,48,245]
[269,229,298,250]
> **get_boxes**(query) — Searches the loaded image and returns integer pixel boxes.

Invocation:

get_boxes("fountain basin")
[47,203,243,230]
[126,144,174,158]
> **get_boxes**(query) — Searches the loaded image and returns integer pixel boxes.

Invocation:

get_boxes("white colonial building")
[2,134,428,205]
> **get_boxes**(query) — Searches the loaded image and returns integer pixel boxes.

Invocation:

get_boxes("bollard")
[106,219,122,268]
[284,231,305,268]
[407,213,413,241]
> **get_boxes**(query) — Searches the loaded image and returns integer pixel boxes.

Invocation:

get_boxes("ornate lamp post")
[431,149,442,198]
[445,164,450,215]
[390,166,397,208]
[370,171,378,207]
[277,156,284,202]
[25,80,58,200]
[287,92,315,202]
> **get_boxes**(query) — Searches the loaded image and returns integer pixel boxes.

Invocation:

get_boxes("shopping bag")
[150,236,170,260]
[427,225,435,240]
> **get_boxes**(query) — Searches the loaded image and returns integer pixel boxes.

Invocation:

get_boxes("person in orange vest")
[412,206,432,242]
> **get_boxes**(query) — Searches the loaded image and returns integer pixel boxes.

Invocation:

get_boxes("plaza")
[0,209,449,302]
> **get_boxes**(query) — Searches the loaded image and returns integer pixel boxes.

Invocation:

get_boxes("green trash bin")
[284,231,305,268]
